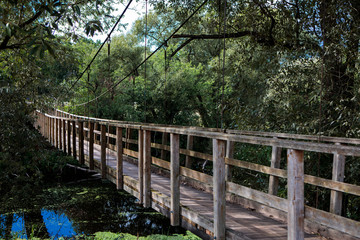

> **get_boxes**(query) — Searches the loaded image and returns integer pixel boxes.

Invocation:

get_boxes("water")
[0,179,186,239]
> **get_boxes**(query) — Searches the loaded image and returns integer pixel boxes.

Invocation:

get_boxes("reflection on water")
[0,180,185,239]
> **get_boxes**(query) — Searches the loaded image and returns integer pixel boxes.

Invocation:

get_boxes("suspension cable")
[73,0,209,107]
[66,0,133,94]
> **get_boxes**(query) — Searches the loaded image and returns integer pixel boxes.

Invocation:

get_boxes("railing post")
[62,119,66,153]
[161,132,168,160]
[72,121,77,159]
[89,122,94,170]
[170,133,180,226]
[59,118,62,150]
[269,139,282,195]
[138,129,144,204]
[79,121,84,164]
[67,120,71,155]
[101,124,107,179]
[48,117,51,141]
[287,149,304,240]
[330,143,345,215]
[51,118,54,145]
[116,127,123,190]
[225,140,234,181]
[55,118,58,148]
[213,139,226,240]
[143,130,151,208]
[185,135,194,168]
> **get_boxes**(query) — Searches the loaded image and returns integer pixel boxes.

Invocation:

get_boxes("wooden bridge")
[34,109,360,240]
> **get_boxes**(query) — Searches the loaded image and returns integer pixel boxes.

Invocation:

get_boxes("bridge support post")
[59,118,62,150]
[48,117,51,141]
[143,130,152,208]
[101,124,107,179]
[330,143,345,215]
[185,135,194,169]
[138,129,144,204]
[89,122,94,170]
[79,121,84,165]
[287,149,304,240]
[67,120,71,155]
[116,127,123,190]
[55,118,58,148]
[225,140,234,182]
[213,139,226,240]
[72,121,77,159]
[62,119,66,153]
[170,133,180,226]
[269,140,282,195]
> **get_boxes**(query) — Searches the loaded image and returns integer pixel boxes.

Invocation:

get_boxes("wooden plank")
[116,127,123,190]
[213,139,226,240]
[72,120,76,159]
[101,124,107,179]
[180,166,213,185]
[89,122,94,170]
[287,149,304,240]
[67,120,71,155]
[330,143,346,215]
[79,121,84,164]
[59,118,62,150]
[170,133,180,226]
[225,140,234,181]
[52,117,55,145]
[269,141,282,195]
[143,130,152,208]
[161,132,169,160]
[55,118,58,147]
[185,135,194,168]
[138,129,144,204]
[62,119,66,153]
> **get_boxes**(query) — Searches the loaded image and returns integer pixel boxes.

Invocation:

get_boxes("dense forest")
[1,0,360,227]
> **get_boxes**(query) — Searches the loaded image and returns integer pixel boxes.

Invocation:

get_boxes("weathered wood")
[52,117,55,145]
[58,118,62,149]
[55,118,58,147]
[269,140,282,195]
[287,149,304,240]
[330,143,346,215]
[67,120,71,155]
[79,121,84,164]
[213,139,226,240]
[89,122,94,170]
[72,121,77,159]
[170,133,180,226]
[62,119,66,153]
[101,124,107,179]
[138,129,144,204]
[225,140,234,181]
[161,132,169,160]
[116,127,123,190]
[143,130,152,208]
[185,135,194,168]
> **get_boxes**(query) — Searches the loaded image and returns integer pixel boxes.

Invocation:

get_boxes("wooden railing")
[34,109,360,240]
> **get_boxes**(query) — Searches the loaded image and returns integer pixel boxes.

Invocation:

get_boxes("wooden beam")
[225,140,234,181]
[89,122,94,170]
[116,127,123,190]
[143,130,152,208]
[79,121,84,164]
[170,133,180,226]
[330,143,345,215]
[62,119,66,153]
[67,120,71,155]
[58,118,62,150]
[138,129,144,204]
[213,139,226,240]
[72,121,76,159]
[55,118,58,148]
[101,124,107,179]
[287,149,304,240]
[269,140,282,195]
[185,135,194,168]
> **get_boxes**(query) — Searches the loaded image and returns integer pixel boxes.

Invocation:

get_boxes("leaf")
[76,190,88,195]
[74,5,81,16]
[5,23,11,36]
[67,17,73,26]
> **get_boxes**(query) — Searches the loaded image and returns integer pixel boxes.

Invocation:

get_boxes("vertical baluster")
[330,143,345,215]
[62,119,66,153]
[79,121,84,164]
[116,127,123,190]
[287,149,304,240]
[89,122,94,170]
[138,129,144,204]
[101,124,107,178]
[269,139,282,195]
[72,121,77,159]
[143,130,151,208]
[67,120,71,155]
[170,133,180,226]
[225,140,234,182]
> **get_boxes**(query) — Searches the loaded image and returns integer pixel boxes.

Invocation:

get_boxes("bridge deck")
[73,139,320,240]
